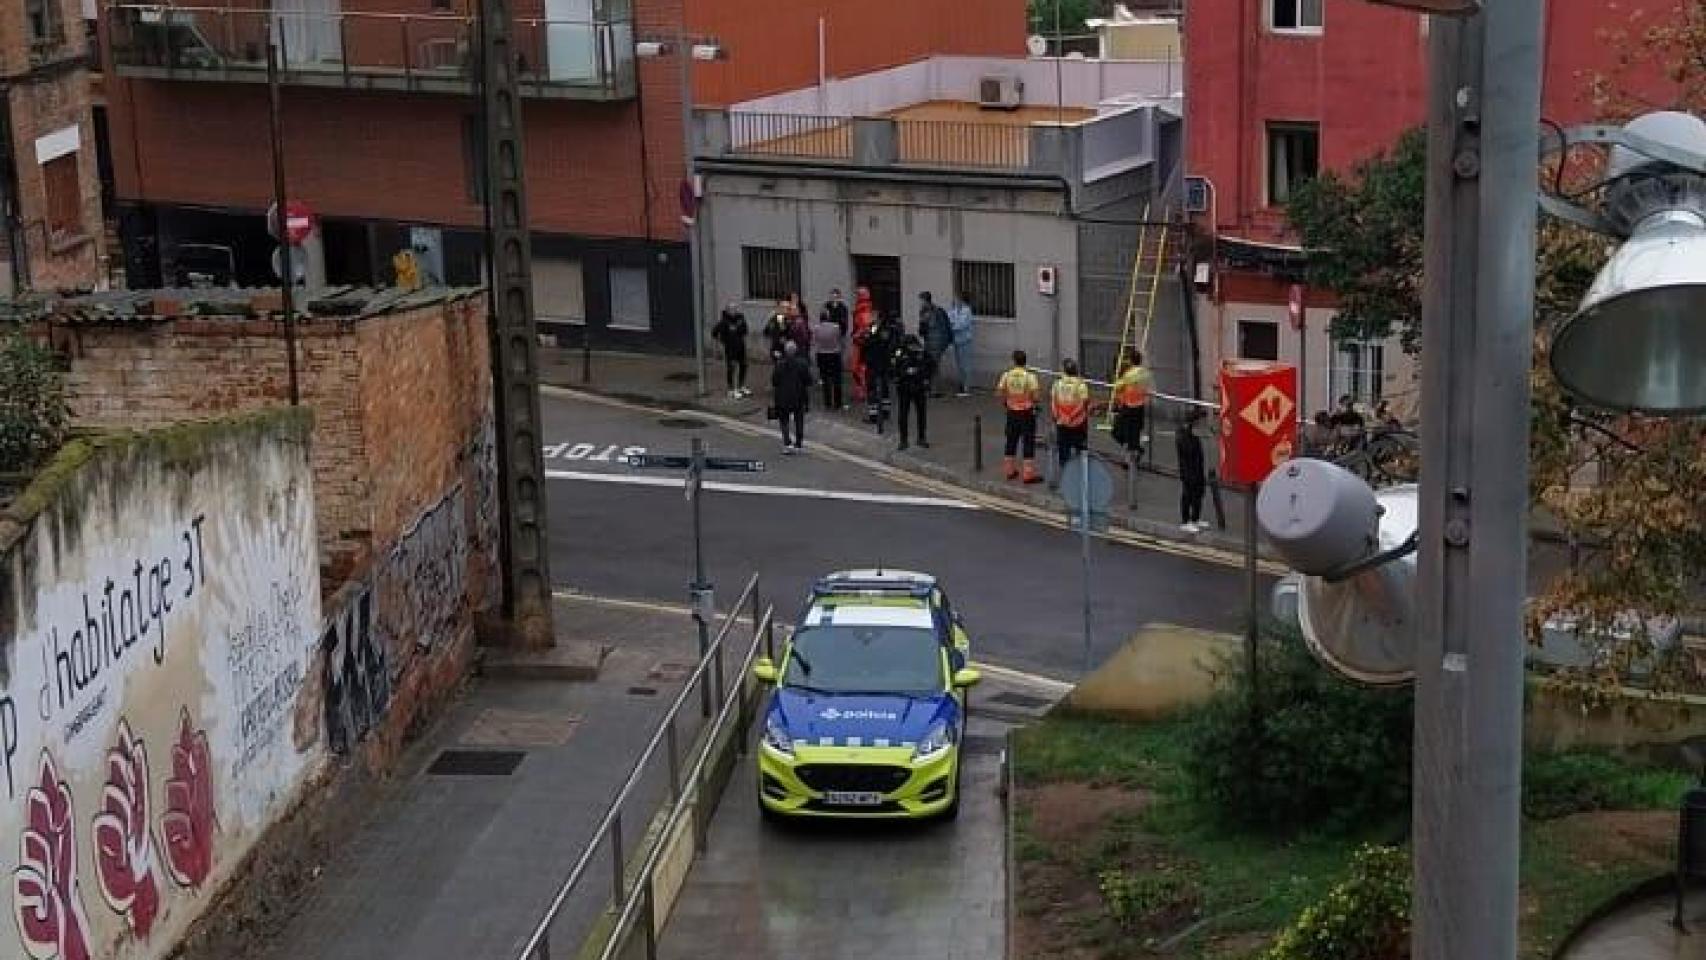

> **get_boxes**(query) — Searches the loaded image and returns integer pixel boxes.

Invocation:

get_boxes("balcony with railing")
[105,3,635,100]
[701,99,1174,196]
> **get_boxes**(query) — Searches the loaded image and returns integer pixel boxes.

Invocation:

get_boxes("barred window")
[953,260,1015,318]
[43,154,83,239]
[743,247,800,302]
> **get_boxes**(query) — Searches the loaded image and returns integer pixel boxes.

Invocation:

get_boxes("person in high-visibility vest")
[1050,358,1093,469]
[1111,348,1154,460]
[996,349,1043,483]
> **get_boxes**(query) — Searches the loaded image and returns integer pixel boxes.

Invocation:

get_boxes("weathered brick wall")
[60,317,371,576]
[51,286,499,771]
[2,0,106,293]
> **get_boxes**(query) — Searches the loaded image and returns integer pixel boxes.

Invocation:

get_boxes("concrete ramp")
[1062,623,1240,720]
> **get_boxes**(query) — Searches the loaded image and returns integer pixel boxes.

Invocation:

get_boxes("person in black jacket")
[771,341,814,453]
[1176,411,1208,532]
[893,331,935,450]
[824,288,850,336]
[711,302,749,398]
[862,313,900,428]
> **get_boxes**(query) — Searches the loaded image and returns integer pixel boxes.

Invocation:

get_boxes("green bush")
[0,330,68,473]
[1097,867,1197,930]
[1523,750,1690,820]
[1265,844,1410,960]
[1180,624,1413,835]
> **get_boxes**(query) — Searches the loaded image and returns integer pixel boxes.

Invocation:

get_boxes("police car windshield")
[783,626,942,696]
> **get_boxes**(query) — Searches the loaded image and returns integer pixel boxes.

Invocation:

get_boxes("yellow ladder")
[1100,207,1172,428]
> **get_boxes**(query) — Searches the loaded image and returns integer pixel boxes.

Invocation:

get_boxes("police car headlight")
[762,716,795,757]
[913,721,956,762]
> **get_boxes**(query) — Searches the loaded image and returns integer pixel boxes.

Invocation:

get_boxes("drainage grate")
[657,415,709,430]
[962,735,1006,756]
[988,691,1052,710]
[627,686,659,697]
[428,749,526,777]
[663,371,698,383]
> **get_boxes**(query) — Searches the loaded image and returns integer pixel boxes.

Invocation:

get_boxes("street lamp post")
[638,34,725,399]
[1264,3,1706,958]
[1409,3,1544,957]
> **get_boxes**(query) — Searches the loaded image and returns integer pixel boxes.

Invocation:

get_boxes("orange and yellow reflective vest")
[1051,376,1092,428]
[1112,364,1153,410]
[996,366,1041,412]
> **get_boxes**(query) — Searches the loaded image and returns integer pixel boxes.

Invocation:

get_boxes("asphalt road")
[657,715,1010,960]
[543,390,1256,681]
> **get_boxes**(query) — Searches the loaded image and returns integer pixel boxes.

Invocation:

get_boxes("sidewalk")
[540,348,1257,556]
[1564,888,1706,960]
[245,595,718,960]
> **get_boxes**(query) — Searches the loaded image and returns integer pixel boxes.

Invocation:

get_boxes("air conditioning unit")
[978,75,1023,110]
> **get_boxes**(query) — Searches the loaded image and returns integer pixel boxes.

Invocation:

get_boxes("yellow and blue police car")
[752,569,980,821]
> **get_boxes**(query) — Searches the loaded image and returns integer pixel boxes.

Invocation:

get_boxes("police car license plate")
[824,791,885,807]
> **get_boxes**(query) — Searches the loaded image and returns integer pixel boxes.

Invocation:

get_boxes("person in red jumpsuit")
[849,287,874,404]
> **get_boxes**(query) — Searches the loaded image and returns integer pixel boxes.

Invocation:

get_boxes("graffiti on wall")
[376,486,468,654]
[320,586,388,756]
[2,432,321,960]
[467,417,501,604]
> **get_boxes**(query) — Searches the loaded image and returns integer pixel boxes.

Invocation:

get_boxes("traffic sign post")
[1061,453,1113,673]
[629,438,765,718]
[1218,360,1299,726]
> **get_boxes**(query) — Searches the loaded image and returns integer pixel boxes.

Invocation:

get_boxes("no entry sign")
[1219,360,1298,486]
[268,200,316,246]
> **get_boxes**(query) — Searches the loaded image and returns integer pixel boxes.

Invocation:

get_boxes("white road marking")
[545,469,980,510]
[540,385,1280,573]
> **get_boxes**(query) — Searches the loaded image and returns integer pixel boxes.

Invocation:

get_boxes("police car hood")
[773,688,954,745]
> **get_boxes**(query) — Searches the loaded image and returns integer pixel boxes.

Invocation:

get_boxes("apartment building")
[99,0,1024,351]
[3,0,107,294]
[1183,0,1681,417]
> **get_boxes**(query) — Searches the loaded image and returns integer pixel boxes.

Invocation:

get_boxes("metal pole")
[973,414,983,472]
[681,33,707,398]
[1079,453,1093,674]
[265,26,300,406]
[1412,3,1542,958]
[690,437,713,719]
[1243,482,1260,722]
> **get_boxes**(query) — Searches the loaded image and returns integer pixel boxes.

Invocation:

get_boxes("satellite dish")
[1027,34,1049,56]
[1257,459,1419,686]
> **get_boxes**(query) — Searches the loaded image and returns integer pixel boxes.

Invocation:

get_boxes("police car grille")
[796,764,911,794]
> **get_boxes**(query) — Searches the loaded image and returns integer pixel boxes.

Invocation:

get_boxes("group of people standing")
[711,287,978,453]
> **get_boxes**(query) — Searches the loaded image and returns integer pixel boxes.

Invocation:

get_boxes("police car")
[752,569,980,821]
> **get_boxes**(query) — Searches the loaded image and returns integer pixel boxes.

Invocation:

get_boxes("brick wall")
[2,0,105,293]
[51,287,498,769]
[55,289,492,582]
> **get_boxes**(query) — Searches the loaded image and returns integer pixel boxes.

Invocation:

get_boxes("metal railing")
[513,573,775,960]
[895,119,1029,170]
[104,4,635,98]
[728,111,853,159]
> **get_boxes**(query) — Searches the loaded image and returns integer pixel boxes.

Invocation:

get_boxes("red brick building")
[100,0,1024,351]
[1182,0,1682,415]
[2,0,108,294]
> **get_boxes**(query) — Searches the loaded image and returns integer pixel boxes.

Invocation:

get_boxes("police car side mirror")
[753,658,778,684]
[953,667,982,688]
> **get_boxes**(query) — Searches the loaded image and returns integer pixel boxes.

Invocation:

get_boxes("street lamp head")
[1550,111,1706,415]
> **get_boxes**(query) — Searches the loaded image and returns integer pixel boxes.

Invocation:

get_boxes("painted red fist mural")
[92,721,161,938]
[160,709,217,890]
[12,752,93,960]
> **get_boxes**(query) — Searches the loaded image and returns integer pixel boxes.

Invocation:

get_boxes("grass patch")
[1012,712,1684,960]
